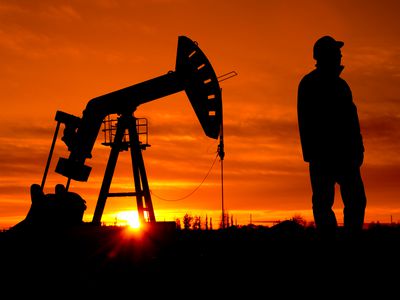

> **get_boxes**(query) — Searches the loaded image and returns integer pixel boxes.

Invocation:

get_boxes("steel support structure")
[92,114,155,225]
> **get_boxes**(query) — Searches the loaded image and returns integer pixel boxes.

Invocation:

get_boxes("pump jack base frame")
[92,113,156,226]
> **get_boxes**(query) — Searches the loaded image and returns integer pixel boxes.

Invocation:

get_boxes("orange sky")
[1,0,400,229]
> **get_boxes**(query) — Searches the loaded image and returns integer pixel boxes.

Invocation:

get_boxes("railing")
[101,114,150,149]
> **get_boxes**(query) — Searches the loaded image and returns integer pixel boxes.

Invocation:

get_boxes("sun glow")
[116,210,141,229]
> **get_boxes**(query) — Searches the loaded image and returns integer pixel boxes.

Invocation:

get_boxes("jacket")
[297,67,364,163]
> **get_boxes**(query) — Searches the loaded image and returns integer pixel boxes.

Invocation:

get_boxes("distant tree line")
[175,212,239,230]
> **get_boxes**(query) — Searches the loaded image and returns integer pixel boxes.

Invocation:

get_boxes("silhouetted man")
[297,35,367,239]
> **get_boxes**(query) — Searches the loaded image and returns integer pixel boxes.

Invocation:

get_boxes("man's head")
[313,35,343,68]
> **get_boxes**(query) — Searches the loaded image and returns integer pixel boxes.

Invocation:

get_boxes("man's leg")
[339,166,367,236]
[309,162,337,238]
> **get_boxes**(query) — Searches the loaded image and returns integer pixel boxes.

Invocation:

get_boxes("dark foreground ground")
[1,221,400,297]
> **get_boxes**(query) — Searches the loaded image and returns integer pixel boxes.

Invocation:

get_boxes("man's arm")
[297,77,313,162]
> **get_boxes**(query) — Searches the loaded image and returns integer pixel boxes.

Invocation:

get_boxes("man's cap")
[313,35,344,60]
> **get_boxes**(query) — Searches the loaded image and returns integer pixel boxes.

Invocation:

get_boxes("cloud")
[0,142,48,176]
[0,28,49,55]
[5,123,54,139]
[41,4,81,21]
[0,2,28,14]
[225,116,298,141]
[362,114,400,140]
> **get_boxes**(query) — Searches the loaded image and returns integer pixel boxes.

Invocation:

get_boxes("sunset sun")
[116,211,141,229]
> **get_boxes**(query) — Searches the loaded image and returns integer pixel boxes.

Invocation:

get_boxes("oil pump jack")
[34,36,223,227]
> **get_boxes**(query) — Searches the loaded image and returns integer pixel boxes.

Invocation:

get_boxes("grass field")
[1,221,399,296]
